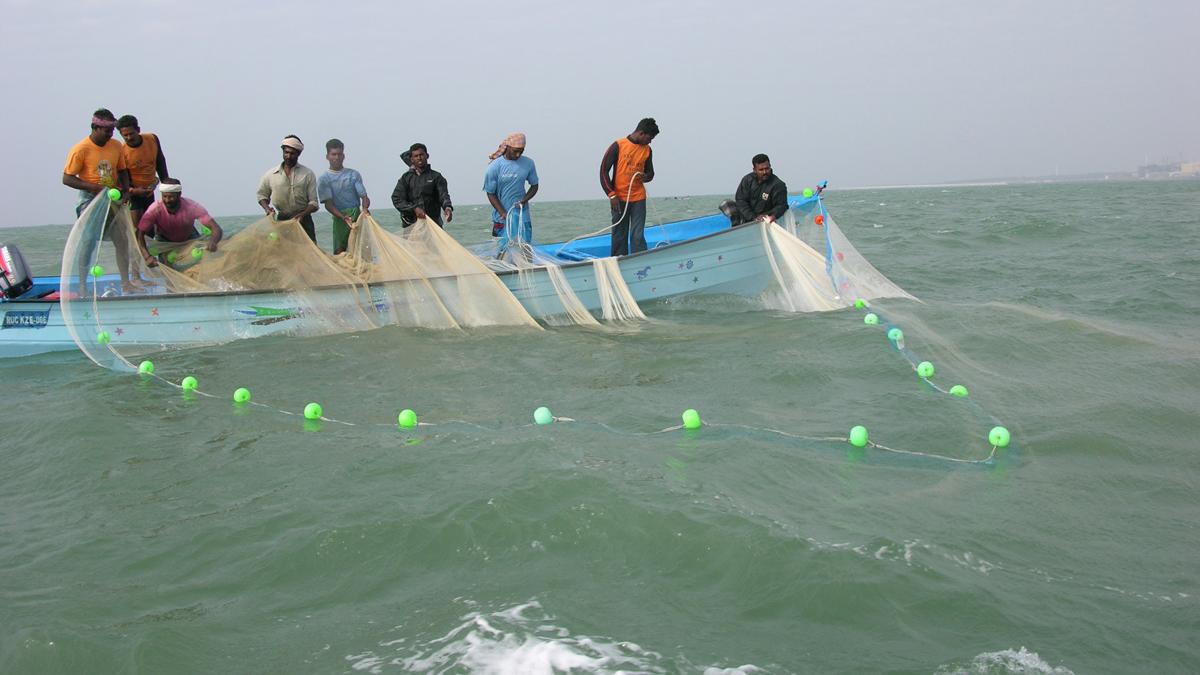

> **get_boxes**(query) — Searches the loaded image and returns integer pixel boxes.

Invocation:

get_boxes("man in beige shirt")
[257,135,319,242]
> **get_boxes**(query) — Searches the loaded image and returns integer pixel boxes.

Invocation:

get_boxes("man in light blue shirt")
[483,132,539,253]
[318,138,370,254]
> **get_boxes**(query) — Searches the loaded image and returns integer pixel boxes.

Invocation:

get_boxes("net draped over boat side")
[479,207,643,326]
[342,215,538,329]
[763,203,915,311]
[58,196,539,369]
[816,209,915,303]
[57,193,911,369]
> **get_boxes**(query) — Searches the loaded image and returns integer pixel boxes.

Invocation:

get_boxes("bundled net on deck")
[59,195,538,370]
[162,215,382,336]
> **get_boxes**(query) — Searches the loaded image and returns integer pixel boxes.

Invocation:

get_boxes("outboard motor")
[718,199,744,228]
[0,242,33,299]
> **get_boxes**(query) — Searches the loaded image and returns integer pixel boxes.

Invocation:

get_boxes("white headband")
[159,183,182,194]
[281,137,304,151]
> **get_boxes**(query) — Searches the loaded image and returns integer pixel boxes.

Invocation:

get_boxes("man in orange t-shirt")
[63,108,138,291]
[63,108,130,213]
[599,117,659,256]
[117,114,170,229]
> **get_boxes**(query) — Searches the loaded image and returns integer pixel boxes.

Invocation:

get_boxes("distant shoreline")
[839,173,1200,191]
[836,181,1010,190]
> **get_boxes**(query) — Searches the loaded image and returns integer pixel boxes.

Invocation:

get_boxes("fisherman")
[257,135,319,243]
[720,153,789,227]
[599,117,658,256]
[483,133,539,250]
[391,143,452,227]
[135,180,224,267]
[116,114,170,231]
[62,108,136,291]
[318,138,370,254]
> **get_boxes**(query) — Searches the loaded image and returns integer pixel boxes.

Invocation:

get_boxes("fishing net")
[59,195,539,371]
[59,194,136,370]
[763,201,915,311]
[592,257,646,321]
[342,215,538,329]
[478,207,644,326]
[514,263,600,327]
[58,192,906,371]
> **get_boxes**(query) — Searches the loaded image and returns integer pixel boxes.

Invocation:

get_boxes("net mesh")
[592,257,646,322]
[59,196,542,370]
[343,215,538,329]
[479,206,643,326]
[57,193,912,369]
[764,203,915,310]
[59,193,132,370]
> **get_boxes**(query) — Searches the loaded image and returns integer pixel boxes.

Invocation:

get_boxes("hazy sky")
[1,0,1196,227]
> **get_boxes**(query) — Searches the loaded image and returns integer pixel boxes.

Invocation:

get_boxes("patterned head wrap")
[280,137,304,152]
[91,116,116,128]
[489,133,526,160]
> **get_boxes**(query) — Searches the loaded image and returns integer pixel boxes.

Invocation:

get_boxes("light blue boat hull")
[496,215,776,316]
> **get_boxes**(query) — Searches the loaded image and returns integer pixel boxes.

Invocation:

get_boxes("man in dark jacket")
[721,153,789,227]
[391,143,453,227]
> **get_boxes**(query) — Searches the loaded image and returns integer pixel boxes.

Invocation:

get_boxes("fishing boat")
[1,194,906,360]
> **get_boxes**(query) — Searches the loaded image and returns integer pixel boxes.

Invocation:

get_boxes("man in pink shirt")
[136,180,224,267]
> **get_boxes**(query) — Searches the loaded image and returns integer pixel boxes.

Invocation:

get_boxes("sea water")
[1,182,1198,673]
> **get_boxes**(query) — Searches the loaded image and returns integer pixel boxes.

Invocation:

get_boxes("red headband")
[91,116,116,128]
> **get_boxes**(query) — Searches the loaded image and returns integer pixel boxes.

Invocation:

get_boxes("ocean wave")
[805,537,1000,576]
[934,646,1074,674]
[345,599,764,674]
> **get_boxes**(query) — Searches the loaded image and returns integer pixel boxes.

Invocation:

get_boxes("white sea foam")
[805,537,999,576]
[935,646,1074,674]
[1101,585,1191,604]
[808,536,1185,610]
[345,599,762,674]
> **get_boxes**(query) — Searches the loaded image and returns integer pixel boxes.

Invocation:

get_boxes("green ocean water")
[2,182,1198,674]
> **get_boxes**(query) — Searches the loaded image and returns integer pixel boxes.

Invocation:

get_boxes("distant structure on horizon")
[1136,160,1200,179]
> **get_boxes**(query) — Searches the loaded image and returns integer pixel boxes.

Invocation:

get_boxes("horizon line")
[0,175,1171,229]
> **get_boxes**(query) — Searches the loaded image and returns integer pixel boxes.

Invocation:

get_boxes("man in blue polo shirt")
[483,132,539,256]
